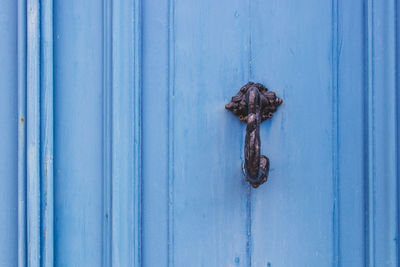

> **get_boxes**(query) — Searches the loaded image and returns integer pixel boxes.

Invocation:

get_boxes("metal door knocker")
[225,82,283,188]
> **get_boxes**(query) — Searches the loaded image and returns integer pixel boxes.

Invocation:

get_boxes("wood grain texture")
[102,0,112,266]
[365,0,398,266]
[17,0,27,266]
[142,0,251,266]
[0,0,398,266]
[141,0,170,265]
[26,0,41,265]
[172,0,251,266]
[250,0,334,266]
[338,0,365,266]
[54,1,104,265]
[0,1,18,266]
[17,1,55,265]
[40,0,54,265]
[111,0,142,265]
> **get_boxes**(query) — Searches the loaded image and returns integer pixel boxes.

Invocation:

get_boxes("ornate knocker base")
[225,82,283,188]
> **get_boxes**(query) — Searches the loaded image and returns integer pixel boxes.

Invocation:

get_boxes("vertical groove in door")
[247,0,252,80]
[167,0,175,265]
[18,0,27,266]
[111,0,142,265]
[246,0,253,266]
[26,0,41,265]
[41,1,54,265]
[40,0,54,265]
[133,0,142,264]
[25,1,55,265]
[365,1,375,265]
[102,0,112,266]
[246,176,252,267]
[331,0,340,266]
[365,0,398,265]
[397,0,400,263]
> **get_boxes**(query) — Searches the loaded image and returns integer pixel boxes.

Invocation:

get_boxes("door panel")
[142,0,170,265]
[142,0,251,265]
[173,0,250,266]
[0,1,18,266]
[251,1,334,265]
[337,1,365,265]
[54,1,103,265]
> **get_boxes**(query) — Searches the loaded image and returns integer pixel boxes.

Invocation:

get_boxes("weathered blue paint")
[366,0,398,265]
[165,0,252,266]
[40,1,54,266]
[250,0,334,265]
[26,0,41,265]
[17,0,27,266]
[102,1,112,266]
[24,0,55,266]
[0,0,399,266]
[111,0,142,266]
[0,1,18,266]
[142,0,170,265]
[337,1,365,265]
[54,1,104,266]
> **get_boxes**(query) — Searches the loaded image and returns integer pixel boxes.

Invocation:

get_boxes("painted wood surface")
[0,1,18,266]
[54,1,103,266]
[0,0,398,266]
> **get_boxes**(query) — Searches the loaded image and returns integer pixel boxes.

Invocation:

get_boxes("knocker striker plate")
[226,82,283,188]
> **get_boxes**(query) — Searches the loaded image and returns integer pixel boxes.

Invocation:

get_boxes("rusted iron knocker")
[225,82,283,188]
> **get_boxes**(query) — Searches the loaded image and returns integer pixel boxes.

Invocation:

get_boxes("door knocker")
[225,82,283,188]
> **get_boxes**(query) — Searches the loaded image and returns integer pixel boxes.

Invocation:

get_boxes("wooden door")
[0,0,399,266]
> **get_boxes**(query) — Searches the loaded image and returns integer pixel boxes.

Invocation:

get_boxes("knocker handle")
[226,82,283,188]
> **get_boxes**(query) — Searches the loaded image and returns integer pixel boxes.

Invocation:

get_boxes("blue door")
[0,0,399,266]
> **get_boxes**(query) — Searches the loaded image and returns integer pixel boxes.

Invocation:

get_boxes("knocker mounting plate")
[225,82,283,188]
